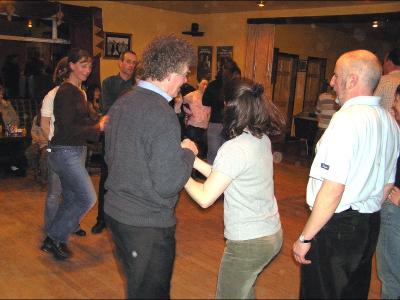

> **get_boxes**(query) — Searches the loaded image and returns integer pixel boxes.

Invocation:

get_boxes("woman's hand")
[98,115,109,131]
[388,186,400,206]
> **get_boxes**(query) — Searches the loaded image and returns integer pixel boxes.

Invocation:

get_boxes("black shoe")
[41,236,72,260]
[74,229,86,236]
[91,221,106,234]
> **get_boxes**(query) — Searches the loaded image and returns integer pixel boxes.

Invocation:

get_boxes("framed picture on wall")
[104,32,131,59]
[197,46,212,81]
[216,46,233,74]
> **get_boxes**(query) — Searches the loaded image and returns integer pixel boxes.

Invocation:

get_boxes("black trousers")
[185,125,207,160]
[300,209,380,299]
[96,135,107,222]
[105,214,176,299]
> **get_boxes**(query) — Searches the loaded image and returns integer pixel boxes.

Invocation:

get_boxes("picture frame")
[197,46,212,81]
[216,46,233,75]
[104,32,132,59]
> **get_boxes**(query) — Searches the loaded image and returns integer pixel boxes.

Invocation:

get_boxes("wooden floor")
[0,162,381,299]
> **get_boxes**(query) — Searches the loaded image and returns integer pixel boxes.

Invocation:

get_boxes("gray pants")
[216,229,283,299]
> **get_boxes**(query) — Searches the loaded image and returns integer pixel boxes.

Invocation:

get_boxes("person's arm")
[193,156,212,177]
[184,170,232,208]
[40,116,51,140]
[293,179,344,264]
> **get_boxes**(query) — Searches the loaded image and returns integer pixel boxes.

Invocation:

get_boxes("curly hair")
[141,35,194,81]
[53,57,69,85]
[223,78,285,140]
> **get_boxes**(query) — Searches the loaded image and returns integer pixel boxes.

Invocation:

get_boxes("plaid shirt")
[374,70,400,115]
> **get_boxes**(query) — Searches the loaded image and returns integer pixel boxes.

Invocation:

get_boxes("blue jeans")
[377,200,400,299]
[207,122,224,164]
[46,146,96,243]
[44,147,86,232]
[216,229,283,299]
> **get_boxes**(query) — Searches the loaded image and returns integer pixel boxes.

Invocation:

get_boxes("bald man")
[293,50,400,298]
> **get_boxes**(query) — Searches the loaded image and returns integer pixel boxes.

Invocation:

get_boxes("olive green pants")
[216,229,283,299]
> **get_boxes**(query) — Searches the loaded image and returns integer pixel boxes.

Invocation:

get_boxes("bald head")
[331,50,382,104]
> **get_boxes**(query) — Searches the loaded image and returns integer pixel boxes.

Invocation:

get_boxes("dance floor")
[0,162,380,299]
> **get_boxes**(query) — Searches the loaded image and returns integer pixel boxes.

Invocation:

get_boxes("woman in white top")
[184,78,286,299]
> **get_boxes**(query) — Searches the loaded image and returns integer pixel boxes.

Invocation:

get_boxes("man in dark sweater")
[91,50,137,234]
[104,35,197,299]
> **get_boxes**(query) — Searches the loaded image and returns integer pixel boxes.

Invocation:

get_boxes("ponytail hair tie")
[251,83,264,97]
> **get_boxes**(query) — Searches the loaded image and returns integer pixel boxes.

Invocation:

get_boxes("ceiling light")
[372,20,378,28]
[258,1,265,8]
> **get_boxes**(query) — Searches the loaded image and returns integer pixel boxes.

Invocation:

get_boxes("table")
[0,133,28,177]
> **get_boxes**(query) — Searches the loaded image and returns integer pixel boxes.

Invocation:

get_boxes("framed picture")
[216,46,233,74]
[197,46,212,81]
[104,32,132,59]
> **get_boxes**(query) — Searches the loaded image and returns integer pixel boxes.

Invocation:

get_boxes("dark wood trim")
[247,11,400,25]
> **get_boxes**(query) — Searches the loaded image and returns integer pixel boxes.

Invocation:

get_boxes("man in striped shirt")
[374,48,400,116]
[313,81,339,157]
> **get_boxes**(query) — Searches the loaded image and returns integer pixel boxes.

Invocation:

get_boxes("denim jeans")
[207,122,224,164]
[44,147,86,232]
[46,146,96,243]
[105,214,176,299]
[216,229,283,299]
[300,209,380,299]
[376,200,400,299]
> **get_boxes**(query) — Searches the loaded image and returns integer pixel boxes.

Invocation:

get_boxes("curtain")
[244,24,275,101]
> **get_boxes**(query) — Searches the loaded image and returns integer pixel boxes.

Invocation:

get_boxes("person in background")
[293,49,399,299]
[0,83,19,131]
[100,50,137,114]
[376,84,400,300]
[184,78,285,299]
[182,78,210,161]
[104,35,197,299]
[91,50,137,235]
[26,111,48,185]
[312,80,339,157]
[40,57,86,239]
[86,84,102,121]
[374,48,400,116]
[41,48,107,260]
[202,58,241,164]
[1,54,20,98]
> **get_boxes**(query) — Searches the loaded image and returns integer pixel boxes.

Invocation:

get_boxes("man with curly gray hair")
[104,35,198,299]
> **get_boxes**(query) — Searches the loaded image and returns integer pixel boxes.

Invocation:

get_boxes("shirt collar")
[137,80,172,102]
[341,95,381,109]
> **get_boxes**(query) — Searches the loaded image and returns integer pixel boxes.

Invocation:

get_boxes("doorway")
[272,51,299,137]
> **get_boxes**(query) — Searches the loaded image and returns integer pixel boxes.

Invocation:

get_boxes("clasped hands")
[181,138,198,156]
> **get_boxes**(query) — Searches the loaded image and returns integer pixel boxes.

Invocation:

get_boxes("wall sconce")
[27,19,33,28]
[372,20,378,28]
[258,0,265,8]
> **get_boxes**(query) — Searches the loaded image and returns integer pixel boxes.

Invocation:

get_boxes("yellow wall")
[65,1,400,84]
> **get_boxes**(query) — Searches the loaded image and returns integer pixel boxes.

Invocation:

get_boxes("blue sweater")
[104,86,195,227]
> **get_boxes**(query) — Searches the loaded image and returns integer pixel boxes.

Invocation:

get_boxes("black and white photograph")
[197,46,212,81]
[216,46,233,74]
[104,32,131,59]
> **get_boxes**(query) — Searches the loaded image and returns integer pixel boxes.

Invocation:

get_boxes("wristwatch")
[299,234,312,243]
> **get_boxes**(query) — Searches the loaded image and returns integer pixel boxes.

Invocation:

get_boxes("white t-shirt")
[213,132,281,241]
[40,86,59,141]
[307,96,400,213]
